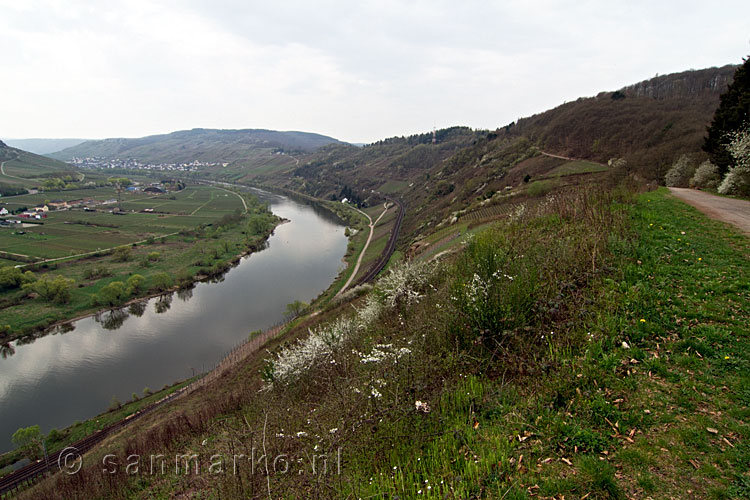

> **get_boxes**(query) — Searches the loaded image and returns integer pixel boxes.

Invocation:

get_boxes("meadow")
[0,185,245,261]
[0,183,278,340]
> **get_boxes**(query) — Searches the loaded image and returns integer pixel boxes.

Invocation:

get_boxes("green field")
[378,179,409,194]
[544,160,608,178]
[0,185,246,260]
[0,183,277,340]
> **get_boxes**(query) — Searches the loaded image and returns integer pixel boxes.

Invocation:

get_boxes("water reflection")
[55,323,76,335]
[154,295,172,314]
[177,285,195,302]
[128,301,147,317]
[0,188,349,453]
[95,309,129,331]
[0,342,14,359]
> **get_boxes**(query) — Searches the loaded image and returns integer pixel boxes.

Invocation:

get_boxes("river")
[0,188,349,453]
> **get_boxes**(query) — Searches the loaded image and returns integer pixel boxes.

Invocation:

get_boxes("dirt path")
[336,203,389,296]
[15,231,181,268]
[668,187,750,235]
[0,159,25,181]
[540,151,576,161]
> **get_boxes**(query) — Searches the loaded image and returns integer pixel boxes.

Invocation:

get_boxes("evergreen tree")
[703,56,750,172]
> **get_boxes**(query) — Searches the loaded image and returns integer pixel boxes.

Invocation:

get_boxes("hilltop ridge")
[49,128,343,164]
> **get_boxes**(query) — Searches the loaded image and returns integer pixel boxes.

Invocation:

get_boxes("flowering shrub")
[355,293,383,328]
[508,203,527,222]
[664,155,695,187]
[376,260,436,308]
[451,229,537,345]
[268,316,356,385]
[689,160,721,189]
[718,126,750,195]
[267,260,433,386]
[356,343,411,364]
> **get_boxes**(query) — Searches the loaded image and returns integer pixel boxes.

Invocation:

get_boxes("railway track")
[356,196,404,285]
[0,386,188,497]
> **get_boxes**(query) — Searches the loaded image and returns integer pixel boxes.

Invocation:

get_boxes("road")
[337,203,389,296]
[0,152,30,182]
[669,187,750,235]
[0,159,24,182]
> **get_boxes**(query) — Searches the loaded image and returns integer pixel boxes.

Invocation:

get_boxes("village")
[68,156,228,172]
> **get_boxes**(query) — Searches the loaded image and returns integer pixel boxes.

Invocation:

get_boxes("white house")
[0,208,8,216]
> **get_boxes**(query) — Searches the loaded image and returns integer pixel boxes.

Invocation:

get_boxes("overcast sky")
[1,1,748,143]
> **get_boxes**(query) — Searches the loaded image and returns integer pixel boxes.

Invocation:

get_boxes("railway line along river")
[0,188,349,454]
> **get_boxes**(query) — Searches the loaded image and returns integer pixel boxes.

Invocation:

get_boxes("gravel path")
[669,187,750,235]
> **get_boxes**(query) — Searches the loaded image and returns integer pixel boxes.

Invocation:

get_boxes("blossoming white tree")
[689,160,721,189]
[664,155,695,187]
[718,126,750,195]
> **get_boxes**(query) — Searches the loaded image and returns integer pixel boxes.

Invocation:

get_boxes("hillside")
[0,141,78,193]
[49,128,343,164]
[2,139,87,155]
[507,65,737,179]
[246,65,736,245]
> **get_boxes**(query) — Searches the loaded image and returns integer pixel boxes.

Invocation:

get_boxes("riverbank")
[0,189,350,464]
[0,198,279,345]
[195,179,373,308]
[0,376,195,477]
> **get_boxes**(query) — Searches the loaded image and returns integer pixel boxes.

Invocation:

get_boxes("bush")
[108,396,122,411]
[97,281,127,306]
[24,275,74,304]
[126,274,145,295]
[46,428,63,445]
[664,155,695,187]
[83,265,112,280]
[450,228,538,347]
[689,160,721,189]
[11,425,43,460]
[151,272,173,292]
[112,246,132,262]
[0,266,34,291]
[285,300,308,318]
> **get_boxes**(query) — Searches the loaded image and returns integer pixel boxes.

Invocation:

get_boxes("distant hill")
[2,138,87,155]
[49,128,344,163]
[0,141,78,193]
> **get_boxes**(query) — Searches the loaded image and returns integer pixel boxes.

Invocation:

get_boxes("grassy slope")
[0,148,77,188]
[335,187,750,500]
